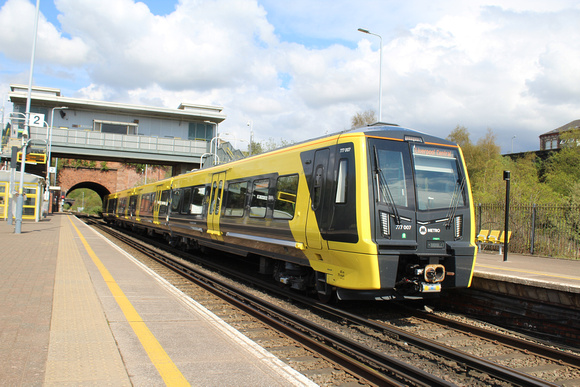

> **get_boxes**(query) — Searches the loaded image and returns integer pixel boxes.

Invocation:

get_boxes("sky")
[0,0,579,153]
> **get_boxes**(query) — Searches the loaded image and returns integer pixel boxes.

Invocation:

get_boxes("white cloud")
[1,0,579,153]
[0,0,89,65]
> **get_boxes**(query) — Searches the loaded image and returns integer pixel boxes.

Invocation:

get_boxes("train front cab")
[302,128,476,301]
[366,133,475,300]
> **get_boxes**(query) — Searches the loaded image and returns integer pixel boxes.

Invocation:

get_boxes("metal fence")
[476,203,580,259]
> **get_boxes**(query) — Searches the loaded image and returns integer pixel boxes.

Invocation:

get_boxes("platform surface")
[0,214,314,386]
[474,250,580,292]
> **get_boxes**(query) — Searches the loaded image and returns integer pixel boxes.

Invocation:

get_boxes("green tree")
[504,154,560,205]
[251,137,295,155]
[67,188,102,215]
[249,141,263,156]
[351,109,377,128]
[543,144,580,198]
[447,126,504,203]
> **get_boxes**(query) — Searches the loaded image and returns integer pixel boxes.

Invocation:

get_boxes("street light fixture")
[358,28,383,122]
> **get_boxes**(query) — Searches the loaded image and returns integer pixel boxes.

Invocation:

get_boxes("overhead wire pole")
[358,28,383,122]
[15,0,41,234]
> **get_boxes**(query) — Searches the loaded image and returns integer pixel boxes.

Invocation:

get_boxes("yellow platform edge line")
[67,216,190,387]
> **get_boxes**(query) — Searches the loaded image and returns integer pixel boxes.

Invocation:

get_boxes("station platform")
[0,214,315,386]
[473,250,580,310]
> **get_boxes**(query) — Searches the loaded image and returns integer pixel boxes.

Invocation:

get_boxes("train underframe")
[108,219,465,302]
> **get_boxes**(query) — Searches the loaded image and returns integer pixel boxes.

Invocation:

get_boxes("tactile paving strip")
[43,216,131,386]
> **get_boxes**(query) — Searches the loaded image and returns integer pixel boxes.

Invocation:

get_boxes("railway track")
[84,217,580,386]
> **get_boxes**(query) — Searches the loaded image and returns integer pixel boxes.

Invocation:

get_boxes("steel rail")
[88,219,450,387]
[402,306,580,367]
[89,219,562,386]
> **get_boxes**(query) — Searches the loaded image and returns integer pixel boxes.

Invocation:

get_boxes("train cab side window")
[312,165,324,210]
[225,181,248,217]
[250,179,269,218]
[158,190,170,215]
[191,186,206,215]
[335,159,348,204]
[274,174,298,219]
[180,188,192,214]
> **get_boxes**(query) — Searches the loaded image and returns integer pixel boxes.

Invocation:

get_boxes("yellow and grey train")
[103,123,477,301]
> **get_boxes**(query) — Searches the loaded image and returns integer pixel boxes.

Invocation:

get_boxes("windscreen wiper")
[373,146,401,225]
[445,177,466,228]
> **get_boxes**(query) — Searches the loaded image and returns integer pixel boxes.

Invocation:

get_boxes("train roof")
[266,122,457,155]
[353,122,458,147]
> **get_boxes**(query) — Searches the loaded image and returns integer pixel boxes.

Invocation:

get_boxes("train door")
[207,171,226,238]
[153,184,168,225]
[306,148,329,249]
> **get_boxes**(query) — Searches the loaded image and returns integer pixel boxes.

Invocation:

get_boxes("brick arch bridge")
[57,162,169,205]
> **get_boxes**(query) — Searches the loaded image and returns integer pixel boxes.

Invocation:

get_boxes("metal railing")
[28,126,209,158]
[477,203,580,259]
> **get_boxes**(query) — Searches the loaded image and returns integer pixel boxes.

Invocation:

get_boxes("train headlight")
[380,211,390,237]
[454,215,463,239]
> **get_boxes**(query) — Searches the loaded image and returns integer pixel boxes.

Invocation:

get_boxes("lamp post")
[16,0,40,234]
[46,107,67,196]
[7,113,26,226]
[358,28,383,122]
[511,135,516,153]
[247,121,254,156]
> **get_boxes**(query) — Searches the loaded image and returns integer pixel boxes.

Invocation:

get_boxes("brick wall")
[57,161,169,196]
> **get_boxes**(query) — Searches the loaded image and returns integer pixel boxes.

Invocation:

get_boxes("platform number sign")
[29,113,45,127]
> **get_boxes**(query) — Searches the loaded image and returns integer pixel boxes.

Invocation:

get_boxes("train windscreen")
[412,145,466,211]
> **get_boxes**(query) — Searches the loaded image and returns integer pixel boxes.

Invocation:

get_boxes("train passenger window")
[171,189,181,212]
[274,175,298,219]
[147,193,154,213]
[140,193,152,214]
[210,182,223,215]
[108,198,117,213]
[216,181,223,215]
[180,188,192,214]
[224,181,248,217]
[118,197,127,215]
[250,179,269,218]
[335,159,348,204]
[158,190,170,215]
[129,196,137,215]
[190,186,206,215]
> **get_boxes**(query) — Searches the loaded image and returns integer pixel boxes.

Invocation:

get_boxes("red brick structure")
[57,161,169,203]
[539,119,580,150]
